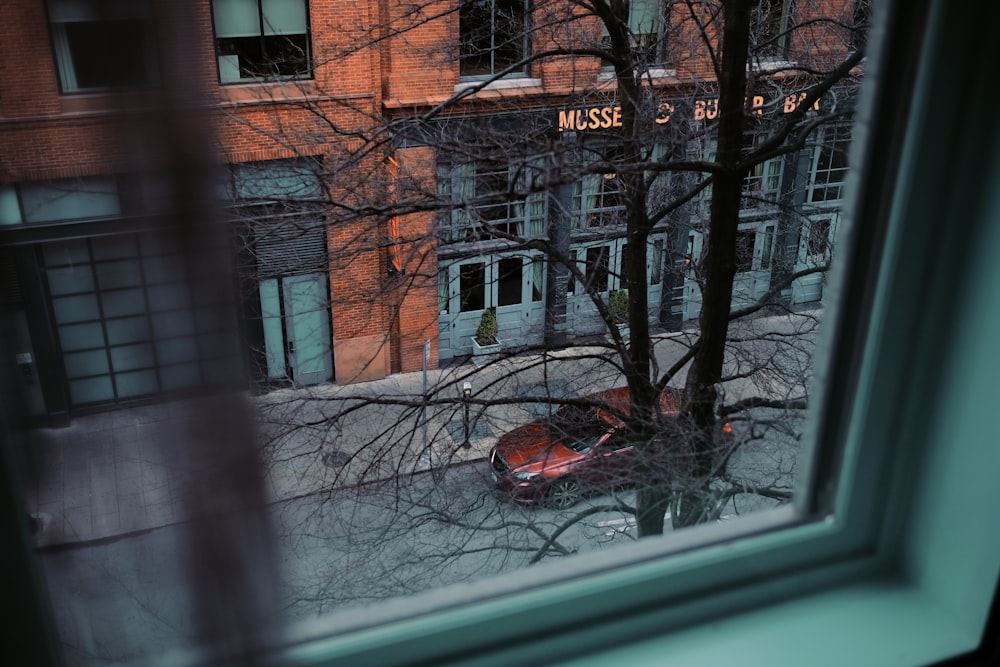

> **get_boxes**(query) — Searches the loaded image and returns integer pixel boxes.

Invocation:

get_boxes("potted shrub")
[471,308,501,363]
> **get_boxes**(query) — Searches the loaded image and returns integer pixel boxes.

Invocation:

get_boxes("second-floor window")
[211,0,311,84]
[808,122,852,203]
[438,157,545,243]
[47,0,158,93]
[742,132,784,206]
[751,0,796,61]
[576,146,627,228]
[459,0,528,78]
[601,0,665,69]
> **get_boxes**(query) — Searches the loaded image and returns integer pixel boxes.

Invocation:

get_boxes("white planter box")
[470,337,501,365]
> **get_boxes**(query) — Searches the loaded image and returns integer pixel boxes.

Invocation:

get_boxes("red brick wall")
[393,145,440,373]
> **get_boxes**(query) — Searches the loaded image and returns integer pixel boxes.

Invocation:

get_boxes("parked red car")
[489,387,732,508]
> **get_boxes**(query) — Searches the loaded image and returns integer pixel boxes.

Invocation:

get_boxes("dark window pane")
[460,263,486,312]
[497,258,522,306]
[736,230,756,272]
[585,246,610,293]
[65,20,155,89]
[460,0,525,76]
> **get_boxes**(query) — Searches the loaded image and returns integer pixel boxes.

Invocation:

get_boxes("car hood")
[494,422,581,471]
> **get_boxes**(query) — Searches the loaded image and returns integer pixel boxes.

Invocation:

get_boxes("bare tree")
[203,0,867,602]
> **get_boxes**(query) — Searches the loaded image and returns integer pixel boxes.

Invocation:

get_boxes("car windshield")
[548,404,609,453]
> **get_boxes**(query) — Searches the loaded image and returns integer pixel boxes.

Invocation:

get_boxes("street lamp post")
[462,381,472,449]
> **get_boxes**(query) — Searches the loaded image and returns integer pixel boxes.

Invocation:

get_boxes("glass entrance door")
[731,221,776,310]
[437,253,544,359]
[258,273,332,385]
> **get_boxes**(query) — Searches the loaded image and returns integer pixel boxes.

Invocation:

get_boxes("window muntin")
[601,0,665,68]
[440,157,544,243]
[212,0,311,84]
[47,0,158,92]
[574,145,630,229]
[459,0,528,78]
[742,132,784,206]
[808,122,852,203]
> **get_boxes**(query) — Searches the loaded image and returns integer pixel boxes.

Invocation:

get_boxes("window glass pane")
[52,294,100,324]
[438,271,450,314]
[460,0,525,76]
[156,337,199,365]
[95,260,142,290]
[143,255,185,285]
[148,284,190,311]
[114,369,158,397]
[63,349,110,378]
[20,177,120,223]
[92,235,138,261]
[48,0,151,23]
[262,0,307,35]
[650,239,663,285]
[497,257,522,306]
[630,0,661,33]
[106,316,150,345]
[58,322,106,352]
[110,343,154,372]
[49,1,157,91]
[234,161,322,200]
[460,262,486,312]
[585,246,610,292]
[63,20,154,89]
[101,288,146,318]
[47,266,95,296]
[735,230,756,272]
[0,184,21,225]
[212,0,261,37]
[160,363,201,391]
[43,240,90,266]
[152,310,195,338]
[532,258,544,301]
[68,375,114,404]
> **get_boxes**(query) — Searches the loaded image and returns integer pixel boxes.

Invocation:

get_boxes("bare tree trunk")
[674,0,751,530]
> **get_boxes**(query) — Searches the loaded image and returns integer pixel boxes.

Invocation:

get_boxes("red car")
[489,387,732,508]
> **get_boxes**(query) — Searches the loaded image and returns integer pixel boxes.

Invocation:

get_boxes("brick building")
[0,0,865,424]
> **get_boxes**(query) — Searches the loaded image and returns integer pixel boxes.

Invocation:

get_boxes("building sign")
[558,93,819,132]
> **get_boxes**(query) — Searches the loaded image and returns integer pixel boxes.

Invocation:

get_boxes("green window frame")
[5,3,999,666]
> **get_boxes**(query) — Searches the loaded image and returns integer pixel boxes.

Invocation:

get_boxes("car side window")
[603,429,633,451]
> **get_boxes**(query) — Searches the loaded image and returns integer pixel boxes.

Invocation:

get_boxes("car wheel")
[548,478,581,509]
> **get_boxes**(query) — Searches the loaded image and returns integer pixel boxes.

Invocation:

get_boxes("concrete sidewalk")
[20,343,613,549]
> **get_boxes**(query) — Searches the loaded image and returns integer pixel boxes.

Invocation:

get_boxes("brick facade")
[1,0,860,416]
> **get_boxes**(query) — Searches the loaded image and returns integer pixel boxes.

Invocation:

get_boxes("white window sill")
[453,77,542,94]
[597,67,677,81]
[751,59,798,73]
